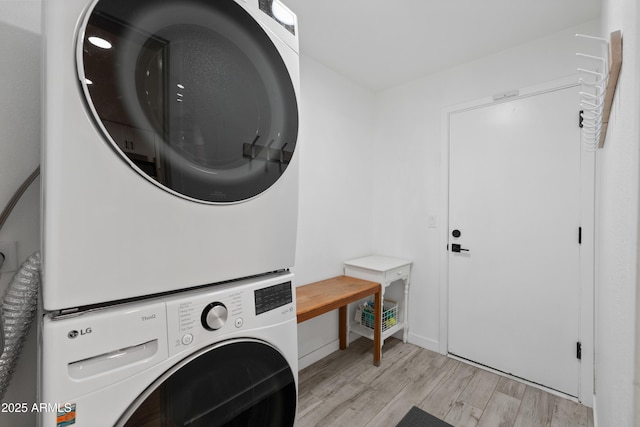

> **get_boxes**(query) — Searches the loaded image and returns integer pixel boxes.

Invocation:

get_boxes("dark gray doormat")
[396,406,454,427]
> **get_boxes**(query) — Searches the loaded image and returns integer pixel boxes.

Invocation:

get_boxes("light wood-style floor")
[296,338,593,427]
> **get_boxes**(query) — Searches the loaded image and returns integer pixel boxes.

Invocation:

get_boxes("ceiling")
[283,0,601,91]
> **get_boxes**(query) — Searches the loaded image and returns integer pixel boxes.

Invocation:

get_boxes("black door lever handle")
[451,243,470,253]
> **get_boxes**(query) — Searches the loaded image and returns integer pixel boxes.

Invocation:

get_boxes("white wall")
[0,1,42,426]
[371,20,600,353]
[294,55,375,368]
[596,0,640,426]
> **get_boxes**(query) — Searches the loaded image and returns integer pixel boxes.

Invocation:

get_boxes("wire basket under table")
[356,299,398,332]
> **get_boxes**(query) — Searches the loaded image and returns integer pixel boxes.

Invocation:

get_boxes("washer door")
[79,0,298,203]
[117,340,297,426]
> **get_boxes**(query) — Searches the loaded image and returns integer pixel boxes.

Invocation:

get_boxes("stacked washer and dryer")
[39,0,300,425]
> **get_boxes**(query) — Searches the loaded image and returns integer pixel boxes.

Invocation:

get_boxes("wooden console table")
[296,276,382,366]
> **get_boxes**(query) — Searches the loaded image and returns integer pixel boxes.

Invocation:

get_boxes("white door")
[448,86,581,396]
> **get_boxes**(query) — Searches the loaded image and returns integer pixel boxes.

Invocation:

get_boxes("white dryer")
[41,0,300,311]
[39,272,298,426]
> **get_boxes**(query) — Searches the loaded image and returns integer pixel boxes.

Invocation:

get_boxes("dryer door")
[117,339,296,426]
[79,0,298,203]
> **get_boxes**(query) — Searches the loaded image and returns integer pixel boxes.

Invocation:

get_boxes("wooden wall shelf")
[598,30,623,148]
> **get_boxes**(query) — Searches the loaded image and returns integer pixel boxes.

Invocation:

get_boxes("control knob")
[201,302,228,331]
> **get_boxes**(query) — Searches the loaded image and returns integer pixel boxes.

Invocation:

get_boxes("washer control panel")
[165,273,295,357]
[167,290,244,354]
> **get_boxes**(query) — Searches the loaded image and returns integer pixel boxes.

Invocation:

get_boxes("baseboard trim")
[299,332,442,370]
[297,340,340,370]
[298,330,380,370]
[407,333,440,353]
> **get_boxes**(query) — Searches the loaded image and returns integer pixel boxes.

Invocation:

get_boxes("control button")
[181,333,193,345]
[235,318,244,328]
[201,302,228,331]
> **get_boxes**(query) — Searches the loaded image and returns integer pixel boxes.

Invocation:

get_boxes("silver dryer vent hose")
[0,252,40,402]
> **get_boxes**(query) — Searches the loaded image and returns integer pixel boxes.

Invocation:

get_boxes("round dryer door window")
[117,340,297,426]
[79,0,299,203]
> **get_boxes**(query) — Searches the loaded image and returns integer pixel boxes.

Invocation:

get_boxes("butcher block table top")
[296,275,382,366]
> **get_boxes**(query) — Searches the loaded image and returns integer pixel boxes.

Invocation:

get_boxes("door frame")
[439,76,595,405]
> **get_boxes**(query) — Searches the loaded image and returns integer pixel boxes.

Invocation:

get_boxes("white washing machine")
[39,272,298,426]
[41,0,300,311]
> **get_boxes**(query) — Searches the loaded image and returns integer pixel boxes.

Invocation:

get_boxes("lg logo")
[67,328,92,339]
